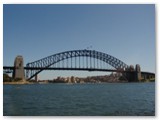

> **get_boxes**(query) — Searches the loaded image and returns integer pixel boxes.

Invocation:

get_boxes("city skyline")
[3,4,155,79]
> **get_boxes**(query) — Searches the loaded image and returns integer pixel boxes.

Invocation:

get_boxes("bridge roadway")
[3,66,155,82]
[3,66,155,75]
[3,66,125,72]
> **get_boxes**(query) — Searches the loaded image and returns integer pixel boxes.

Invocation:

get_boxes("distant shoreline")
[3,81,128,85]
[3,80,155,85]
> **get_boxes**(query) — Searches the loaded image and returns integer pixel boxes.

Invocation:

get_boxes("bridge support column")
[126,64,141,82]
[35,74,38,82]
[13,56,25,81]
[126,65,135,82]
[135,64,141,82]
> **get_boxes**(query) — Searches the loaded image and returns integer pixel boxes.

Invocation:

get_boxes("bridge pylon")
[12,56,25,81]
[135,64,141,81]
[126,64,141,82]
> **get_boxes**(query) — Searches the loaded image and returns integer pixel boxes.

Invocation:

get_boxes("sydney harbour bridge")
[3,49,155,82]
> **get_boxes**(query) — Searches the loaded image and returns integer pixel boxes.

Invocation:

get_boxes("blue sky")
[3,4,155,79]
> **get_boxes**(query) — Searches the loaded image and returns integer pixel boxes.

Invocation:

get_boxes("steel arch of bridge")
[26,50,129,80]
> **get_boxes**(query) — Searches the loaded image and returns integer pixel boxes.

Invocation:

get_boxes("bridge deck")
[3,66,121,72]
[3,66,155,75]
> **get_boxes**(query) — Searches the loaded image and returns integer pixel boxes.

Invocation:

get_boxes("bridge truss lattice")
[26,50,129,80]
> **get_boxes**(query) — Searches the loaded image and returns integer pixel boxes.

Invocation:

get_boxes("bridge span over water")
[3,49,155,82]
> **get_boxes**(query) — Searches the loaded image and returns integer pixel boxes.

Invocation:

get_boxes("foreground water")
[3,82,155,116]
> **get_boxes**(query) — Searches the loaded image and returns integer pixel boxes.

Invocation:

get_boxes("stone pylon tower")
[13,56,25,81]
[126,64,141,82]
[135,64,141,81]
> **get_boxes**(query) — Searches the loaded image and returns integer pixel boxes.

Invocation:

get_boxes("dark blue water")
[3,83,155,116]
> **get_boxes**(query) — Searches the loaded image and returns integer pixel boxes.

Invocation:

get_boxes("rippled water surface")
[3,82,155,116]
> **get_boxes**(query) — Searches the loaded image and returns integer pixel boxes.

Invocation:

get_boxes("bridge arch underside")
[26,50,128,80]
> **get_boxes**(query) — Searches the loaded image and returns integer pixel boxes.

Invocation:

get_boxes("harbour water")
[3,82,155,116]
